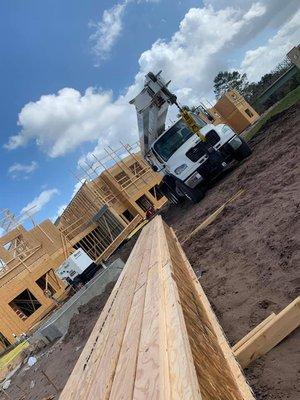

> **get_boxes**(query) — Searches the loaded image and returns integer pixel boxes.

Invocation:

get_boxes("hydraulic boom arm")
[130,71,205,156]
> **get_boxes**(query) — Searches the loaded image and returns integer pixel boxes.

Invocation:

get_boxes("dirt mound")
[64,281,116,344]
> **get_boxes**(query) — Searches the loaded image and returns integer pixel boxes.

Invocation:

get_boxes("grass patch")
[243,85,300,141]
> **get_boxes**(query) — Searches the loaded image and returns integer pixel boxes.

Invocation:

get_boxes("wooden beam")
[232,313,276,353]
[183,189,244,244]
[234,297,300,368]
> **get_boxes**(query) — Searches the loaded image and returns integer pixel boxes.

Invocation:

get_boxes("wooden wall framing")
[57,147,167,264]
[0,146,167,346]
[0,220,67,345]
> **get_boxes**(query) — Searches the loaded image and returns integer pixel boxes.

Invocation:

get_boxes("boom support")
[130,71,205,156]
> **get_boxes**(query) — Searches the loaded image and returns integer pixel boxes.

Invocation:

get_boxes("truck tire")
[181,184,205,204]
[159,180,182,204]
[233,137,252,161]
[165,188,181,204]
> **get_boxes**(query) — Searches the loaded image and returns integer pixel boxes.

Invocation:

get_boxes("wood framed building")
[0,146,167,348]
[0,218,67,349]
[57,148,167,264]
[199,90,260,133]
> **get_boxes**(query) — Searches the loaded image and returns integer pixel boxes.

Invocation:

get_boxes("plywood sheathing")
[213,90,260,133]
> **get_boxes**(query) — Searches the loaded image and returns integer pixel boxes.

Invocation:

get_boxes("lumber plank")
[158,221,201,400]
[109,220,159,400]
[83,226,153,400]
[133,251,163,398]
[182,189,244,244]
[85,229,154,399]
[234,297,300,368]
[168,226,255,400]
[59,216,255,400]
[161,261,202,399]
[132,218,171,399]
[232,313,276,353]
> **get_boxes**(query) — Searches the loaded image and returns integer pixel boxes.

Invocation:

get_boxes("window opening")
[9,289,41,320]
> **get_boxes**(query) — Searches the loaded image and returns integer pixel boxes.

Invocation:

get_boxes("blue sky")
[0,0,299,228]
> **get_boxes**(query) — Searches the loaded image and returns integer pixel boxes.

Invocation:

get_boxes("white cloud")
[243,2,266,21]
[8,161,38,179]
[4,87,136,157]
[135,5,258,103]
[5,1,298,163]
[241,10,300,81]
[21,189,59,216]
[89,1,127,64]
[89,0,161,65]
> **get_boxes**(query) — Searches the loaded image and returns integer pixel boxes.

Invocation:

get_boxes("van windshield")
[153,120,193,161]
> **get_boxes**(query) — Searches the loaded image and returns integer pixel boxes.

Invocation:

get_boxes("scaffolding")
[76,141,163,206]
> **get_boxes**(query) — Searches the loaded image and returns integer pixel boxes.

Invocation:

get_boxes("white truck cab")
[147,117,248,202]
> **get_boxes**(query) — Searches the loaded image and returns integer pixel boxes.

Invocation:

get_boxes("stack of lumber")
[59,216,255,400]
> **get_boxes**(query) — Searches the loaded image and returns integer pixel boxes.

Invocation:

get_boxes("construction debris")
[27,357,36,367]
[1,381,10,390]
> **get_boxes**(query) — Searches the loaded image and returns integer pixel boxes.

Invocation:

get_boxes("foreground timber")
[59,216,255,400]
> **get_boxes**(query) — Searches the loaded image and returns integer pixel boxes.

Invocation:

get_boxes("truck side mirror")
[152,165,159,172]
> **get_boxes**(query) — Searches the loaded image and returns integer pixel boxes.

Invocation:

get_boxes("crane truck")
[130,71,252,203]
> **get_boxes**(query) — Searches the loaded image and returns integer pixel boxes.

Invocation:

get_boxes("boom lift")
[130,71,251,203]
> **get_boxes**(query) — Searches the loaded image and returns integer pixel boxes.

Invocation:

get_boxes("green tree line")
[213,58,299,111]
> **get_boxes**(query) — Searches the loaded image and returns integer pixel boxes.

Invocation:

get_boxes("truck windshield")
[153,120,194,161]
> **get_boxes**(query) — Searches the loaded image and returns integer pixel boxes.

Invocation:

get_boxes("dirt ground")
[162,103,300,399]
[1,103,299,399]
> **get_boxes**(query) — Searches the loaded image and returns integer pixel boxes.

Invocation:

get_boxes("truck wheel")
[160,176,185,205]
[166,190,181,205]
[160,183,182,204]
[182,184,205,204]
[234,137,252,161]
